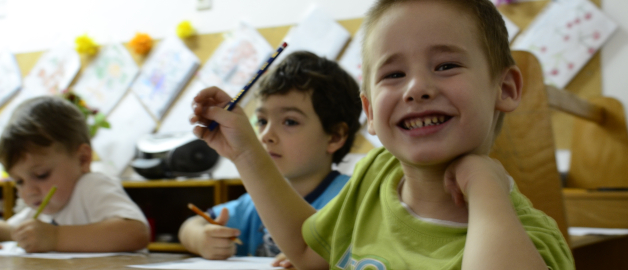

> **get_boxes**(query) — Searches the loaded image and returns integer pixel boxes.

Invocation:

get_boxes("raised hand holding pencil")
[207,42,288,131]
[188,203,243,245]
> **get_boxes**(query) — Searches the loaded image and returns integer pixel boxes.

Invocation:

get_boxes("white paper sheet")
[512,0,617,88]
[92,93,156,176]
[127,257,282,270]
[569,227,628,236]
[0,49,21,107]
[157,78,206,135]
[73,44,139,115]
[275,5,350,64]
[23,45,80,95]
[131,37,199,119]
[339,28,364,87]
[197,22,273,103]
[0,241,130,259]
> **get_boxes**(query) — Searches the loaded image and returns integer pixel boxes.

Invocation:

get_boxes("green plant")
[61,90,110,138]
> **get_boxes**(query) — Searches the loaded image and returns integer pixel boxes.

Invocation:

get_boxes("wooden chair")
[489,50,570,241]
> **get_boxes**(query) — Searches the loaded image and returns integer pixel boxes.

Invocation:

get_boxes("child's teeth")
[424,118,432,125]
[439,116,445,122]
[432,116,438,123]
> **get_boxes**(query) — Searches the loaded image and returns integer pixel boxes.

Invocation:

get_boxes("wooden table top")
[0,253,189,270]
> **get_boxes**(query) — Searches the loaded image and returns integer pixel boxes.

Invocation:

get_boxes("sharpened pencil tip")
[187,203,194,209]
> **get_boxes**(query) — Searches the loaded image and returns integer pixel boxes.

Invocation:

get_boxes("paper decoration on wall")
[92,93,156,176]
[512,0,617,89]
[197,22,273,101]
[23,46,80,95]
[274,5,350,64]
[502,14,519,42]
[0,50,21,107]
[73,44,139,115]
[130,37,199,119]
[339,28,364,87]
[158,78,206,135]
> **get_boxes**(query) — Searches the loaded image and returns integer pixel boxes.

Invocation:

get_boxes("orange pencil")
[188,203,243,245]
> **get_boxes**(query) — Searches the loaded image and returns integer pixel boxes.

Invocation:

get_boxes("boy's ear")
[327,123,349,154]
[495,66,523,113]
[77,143,92,173]
[360,93,376,135]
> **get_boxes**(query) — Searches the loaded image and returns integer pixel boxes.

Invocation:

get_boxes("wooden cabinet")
[0,178,247,252]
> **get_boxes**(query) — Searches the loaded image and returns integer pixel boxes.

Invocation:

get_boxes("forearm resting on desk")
[55,217,149,252]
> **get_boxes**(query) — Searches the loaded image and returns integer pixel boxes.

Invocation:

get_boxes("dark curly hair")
[256,51,362,164]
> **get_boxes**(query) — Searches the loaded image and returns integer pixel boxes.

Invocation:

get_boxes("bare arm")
[446,155,547,270]
[13,217,149,253]
[0,221,12,241]
[192,87,328,270]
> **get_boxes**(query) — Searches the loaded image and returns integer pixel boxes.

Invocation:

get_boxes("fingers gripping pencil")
[188,203,243,245]
[207,42,288,131]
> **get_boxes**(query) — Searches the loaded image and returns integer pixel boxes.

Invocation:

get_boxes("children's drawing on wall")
[24,46,80,95]
[512,0,617,89]
[0,50,21,107]
[198,22,272,103]
[274,5,350,65]
[131,37,199,119]
[73,44,139,115]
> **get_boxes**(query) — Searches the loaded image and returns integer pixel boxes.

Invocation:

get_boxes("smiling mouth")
[399,114,452,130]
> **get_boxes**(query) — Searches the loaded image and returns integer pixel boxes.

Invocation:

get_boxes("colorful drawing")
[198,22,273,101]
[0,50,21,107]
[73,44,139,115]
[131,37,199,119]
[23,46,80,95]
[512,0,617,88]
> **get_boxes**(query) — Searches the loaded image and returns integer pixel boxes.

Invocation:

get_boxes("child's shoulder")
[349,147,402,187]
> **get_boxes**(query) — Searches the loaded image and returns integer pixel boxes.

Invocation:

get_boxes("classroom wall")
[0,0,376,53]
[602,0,628,122]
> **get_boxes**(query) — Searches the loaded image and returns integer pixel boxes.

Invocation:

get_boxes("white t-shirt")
[7,172,148,228]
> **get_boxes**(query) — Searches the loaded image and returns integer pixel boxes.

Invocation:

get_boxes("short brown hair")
[361,0,515,96]
[256,51,362,164]
[0,96,90,170]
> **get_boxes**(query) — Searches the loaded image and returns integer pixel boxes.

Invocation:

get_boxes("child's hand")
[272,252,294,268]
[196,208,240,260]
[444,155,511,207]
[11,219,58,253]
[190,86,261,163]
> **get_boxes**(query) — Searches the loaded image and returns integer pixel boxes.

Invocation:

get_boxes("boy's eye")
[384,72,405,79]
[283,119,299,126]
[436,63,460,71]
[256,118,268,127]
[35,172,50,180]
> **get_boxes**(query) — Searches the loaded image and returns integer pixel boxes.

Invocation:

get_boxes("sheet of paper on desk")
[73,44,139,115]
[511,0,617,89]
[0,241,130,259]
[569,227,628,236]
[131,36,199,119]
[127,257,282,269]
[92,93,156,176]
[274,5,350,65]
[197,21,272,104]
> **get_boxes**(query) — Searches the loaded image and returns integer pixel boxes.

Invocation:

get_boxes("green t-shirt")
[303,148,574,270]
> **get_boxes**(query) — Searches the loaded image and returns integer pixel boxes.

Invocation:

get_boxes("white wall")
[0,0,375,53]
[602,0,628,122]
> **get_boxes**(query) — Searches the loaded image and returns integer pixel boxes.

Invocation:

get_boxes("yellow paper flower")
[177,20,195,38]
[75,34,99,55]
[129,33,153,55]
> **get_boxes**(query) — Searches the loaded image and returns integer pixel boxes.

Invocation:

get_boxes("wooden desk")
[0,253,190,270]
[563,188,628,228]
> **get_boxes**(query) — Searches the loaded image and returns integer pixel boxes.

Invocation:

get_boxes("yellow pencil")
[33,186,57,219]
[188,203,243,245]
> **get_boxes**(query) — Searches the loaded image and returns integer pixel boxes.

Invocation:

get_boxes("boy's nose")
[259,125,278,144]
[404,75,437,102]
